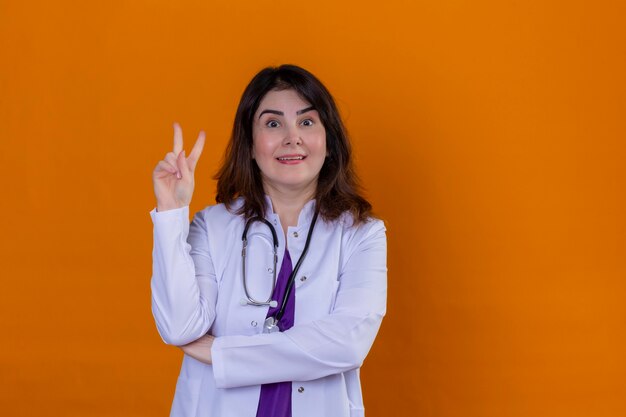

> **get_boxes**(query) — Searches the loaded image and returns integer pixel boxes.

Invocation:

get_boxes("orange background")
[1,0,625,416]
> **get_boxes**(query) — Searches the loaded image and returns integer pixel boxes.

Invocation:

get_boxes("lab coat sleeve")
[211,219,387,388]
[150,206,218,346]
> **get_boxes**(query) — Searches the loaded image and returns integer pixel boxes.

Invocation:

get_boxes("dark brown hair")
[215,64,372,225]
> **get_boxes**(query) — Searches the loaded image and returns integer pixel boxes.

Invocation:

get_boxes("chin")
[264,176,320,192]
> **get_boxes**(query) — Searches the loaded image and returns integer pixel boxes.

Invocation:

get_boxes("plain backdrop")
[1,0,625,416]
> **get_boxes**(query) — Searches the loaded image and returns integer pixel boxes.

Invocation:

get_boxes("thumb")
[176,150,191,179]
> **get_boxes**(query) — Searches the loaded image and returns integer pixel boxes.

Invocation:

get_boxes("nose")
[283,125,302,146]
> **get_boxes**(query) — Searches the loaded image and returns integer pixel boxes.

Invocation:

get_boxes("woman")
[150,64,387,417]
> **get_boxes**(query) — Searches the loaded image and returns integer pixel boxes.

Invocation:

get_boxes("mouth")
[276,154,307,162]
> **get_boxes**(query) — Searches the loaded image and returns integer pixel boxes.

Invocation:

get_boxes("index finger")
[173,122,183,155]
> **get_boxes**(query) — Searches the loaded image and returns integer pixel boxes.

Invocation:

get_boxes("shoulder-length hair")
[215,64,372,225]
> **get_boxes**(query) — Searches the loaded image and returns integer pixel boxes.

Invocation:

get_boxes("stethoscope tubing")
[240,210,319,323]
[241,217,279,307]
[276,210,318,322]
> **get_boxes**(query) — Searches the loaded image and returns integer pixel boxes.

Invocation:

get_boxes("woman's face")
[252,88,327,196]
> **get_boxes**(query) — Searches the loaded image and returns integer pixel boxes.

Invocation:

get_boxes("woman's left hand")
[180,334,215,364]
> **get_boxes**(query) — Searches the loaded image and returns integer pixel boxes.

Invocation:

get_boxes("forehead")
[255,89,312,114]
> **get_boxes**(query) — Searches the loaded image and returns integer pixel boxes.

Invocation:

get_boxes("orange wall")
[1,1,625,416]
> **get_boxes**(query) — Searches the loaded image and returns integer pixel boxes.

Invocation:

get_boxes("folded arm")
[210,220,387,388]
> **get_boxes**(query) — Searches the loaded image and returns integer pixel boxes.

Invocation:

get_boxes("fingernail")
[182,150,186,157]
[177,171,182,179]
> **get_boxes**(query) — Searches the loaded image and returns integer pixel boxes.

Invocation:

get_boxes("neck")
[264,182,316,236]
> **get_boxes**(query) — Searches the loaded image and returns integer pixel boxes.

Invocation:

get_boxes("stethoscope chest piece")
[263,316,279,333]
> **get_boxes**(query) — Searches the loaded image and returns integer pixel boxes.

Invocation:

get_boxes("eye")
[266,120,280,128]
[301,119,314,126]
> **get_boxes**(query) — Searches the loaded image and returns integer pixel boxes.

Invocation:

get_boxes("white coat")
[150,196,387,417]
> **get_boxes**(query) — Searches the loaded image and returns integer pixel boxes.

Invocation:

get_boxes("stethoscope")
[240,210,319,333]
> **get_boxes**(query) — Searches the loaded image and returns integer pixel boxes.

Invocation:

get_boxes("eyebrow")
[258,106,316,119]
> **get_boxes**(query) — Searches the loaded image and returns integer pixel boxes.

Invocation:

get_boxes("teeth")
[278,156,304,161]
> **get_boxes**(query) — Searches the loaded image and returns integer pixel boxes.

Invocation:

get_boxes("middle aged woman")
[150,64,387,417]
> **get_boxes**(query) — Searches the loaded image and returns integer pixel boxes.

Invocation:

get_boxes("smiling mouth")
[277,156,306,161]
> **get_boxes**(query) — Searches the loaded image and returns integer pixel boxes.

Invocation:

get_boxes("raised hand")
[152,122,206,211]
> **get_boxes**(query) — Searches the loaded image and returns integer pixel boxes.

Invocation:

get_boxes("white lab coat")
[150,196,387,417]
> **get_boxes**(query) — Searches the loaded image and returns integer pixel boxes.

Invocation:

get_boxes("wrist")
[156,202,186,212]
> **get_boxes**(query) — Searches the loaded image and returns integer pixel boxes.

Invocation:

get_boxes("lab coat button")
[293,231,299,238]
[267,267,273,273]
[251,321,258,327]
[300,276,307,282]
[297,386,304,393]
